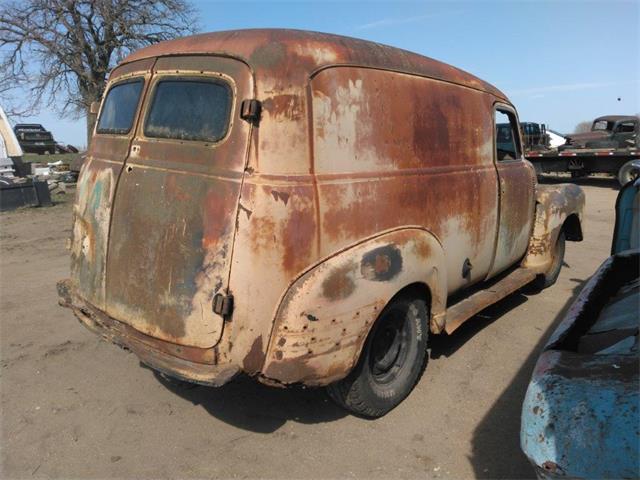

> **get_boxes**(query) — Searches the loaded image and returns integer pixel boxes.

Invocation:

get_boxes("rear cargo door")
[104,56,253,349]
[71,58,155,309]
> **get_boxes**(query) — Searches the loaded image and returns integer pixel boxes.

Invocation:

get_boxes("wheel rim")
[368,308,411,384]
[620,163,640,185]
[568,159,584,170]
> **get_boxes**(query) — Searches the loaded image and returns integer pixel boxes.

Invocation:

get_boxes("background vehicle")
[545,128,566,149]
[500,122,566,152]
[563,115,639,150]
[13,123,57,154]
[526,115,640,185]
[57,29,584,418]
[521,178,639,479]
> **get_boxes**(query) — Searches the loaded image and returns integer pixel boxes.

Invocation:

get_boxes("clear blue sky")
[14,0,640,147]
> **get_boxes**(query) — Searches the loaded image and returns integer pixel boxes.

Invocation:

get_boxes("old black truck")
[13,123,57,155]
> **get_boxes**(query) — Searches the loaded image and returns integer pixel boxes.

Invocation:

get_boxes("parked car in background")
[58,29,584,418]
[521,175,639,479]
[500,122,566,152]
[13,123,57,154]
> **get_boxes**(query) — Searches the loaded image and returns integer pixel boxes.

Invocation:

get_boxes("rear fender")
[261,228,447,386]
[522,184,585,272]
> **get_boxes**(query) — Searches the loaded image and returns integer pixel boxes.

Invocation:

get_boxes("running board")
[444,268,537,334]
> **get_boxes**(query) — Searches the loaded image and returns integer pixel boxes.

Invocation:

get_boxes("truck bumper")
[56,279,239,386]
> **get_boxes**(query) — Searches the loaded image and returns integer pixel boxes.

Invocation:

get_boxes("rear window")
[593,120,614,131]
[144,79,232,143]
[96,79,144,135]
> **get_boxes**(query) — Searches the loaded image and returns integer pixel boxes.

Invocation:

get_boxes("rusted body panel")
[522,183,585,272]
[59,29,584,389]
[71,58,155,310]
[58,279,238,385]
[521,250,639,479]
[262,228,447,385]
[104,56,253,349]
[489,156,537,276]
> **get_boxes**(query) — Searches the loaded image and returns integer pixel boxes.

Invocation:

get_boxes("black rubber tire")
[533,230,566,290]
[326,293,429,418]
[617,160,640,187]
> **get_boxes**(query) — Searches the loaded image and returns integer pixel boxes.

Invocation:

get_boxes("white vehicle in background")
[546,128,566,149]
[0,106,24,177]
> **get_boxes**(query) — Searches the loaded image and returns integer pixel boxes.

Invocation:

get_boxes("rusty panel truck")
[57,29,584,417]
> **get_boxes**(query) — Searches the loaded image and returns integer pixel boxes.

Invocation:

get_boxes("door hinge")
[212,293,234,319]
[240,99,261,125]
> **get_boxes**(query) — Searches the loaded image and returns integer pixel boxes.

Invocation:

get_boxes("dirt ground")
[0,176,620,479]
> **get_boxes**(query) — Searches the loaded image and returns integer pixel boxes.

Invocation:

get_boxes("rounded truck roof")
[593,115,639,122]
[123,29,507,100]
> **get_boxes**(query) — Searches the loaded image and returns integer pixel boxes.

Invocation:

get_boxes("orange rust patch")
[262,94,303,121]
[202,183,235,249]
[321,262,356,300]
[374,254,390,274]
[165,175,191,202]
[281,187,317,276]
[249,215,277,252]
[360,245,403,281]
[413,240,432,259]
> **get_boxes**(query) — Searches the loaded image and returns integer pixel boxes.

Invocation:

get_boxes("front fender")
[260,227,447,386]
[522,183,585,272]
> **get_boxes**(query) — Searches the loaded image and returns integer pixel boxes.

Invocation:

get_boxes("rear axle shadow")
[141,364,347,433]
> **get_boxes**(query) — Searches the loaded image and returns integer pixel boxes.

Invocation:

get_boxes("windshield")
[96,79,144,135]
[592,120,614,132]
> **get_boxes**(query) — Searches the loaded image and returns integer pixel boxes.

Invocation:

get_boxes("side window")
[144,78,232,143]
[616,122,636,133]
[495,109,521,161]
[593,120,614,131]
[96,79,144,135]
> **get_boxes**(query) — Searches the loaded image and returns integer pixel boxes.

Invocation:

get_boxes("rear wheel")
[326,293,429,418]
[533,230,566,290]
[617,160,640,186]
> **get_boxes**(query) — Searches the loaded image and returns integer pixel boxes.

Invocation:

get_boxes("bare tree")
[574,121,592,133]
[0,0,198,144]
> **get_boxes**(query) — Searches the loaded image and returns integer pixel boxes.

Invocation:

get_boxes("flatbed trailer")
[526,148,640,186]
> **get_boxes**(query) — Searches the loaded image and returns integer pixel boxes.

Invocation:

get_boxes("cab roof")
[594,115,639,123]
[122,29,507,100]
